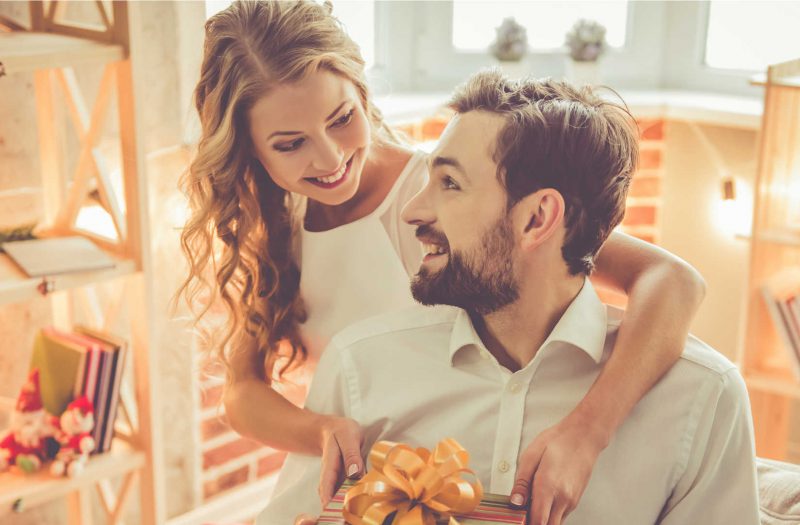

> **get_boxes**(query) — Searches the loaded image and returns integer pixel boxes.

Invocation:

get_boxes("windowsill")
[376,89,763,130]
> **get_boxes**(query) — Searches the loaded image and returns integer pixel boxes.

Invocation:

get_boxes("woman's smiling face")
[248,69,372,205]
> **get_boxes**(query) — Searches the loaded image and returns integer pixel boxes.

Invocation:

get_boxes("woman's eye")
[332,109,354,128]
[441,175,460,190]
[274,138,305,152]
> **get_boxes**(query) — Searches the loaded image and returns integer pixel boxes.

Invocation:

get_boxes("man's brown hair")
[448,69,639,275]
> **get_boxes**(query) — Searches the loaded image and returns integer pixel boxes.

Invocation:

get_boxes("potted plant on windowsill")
[564,18,607,85]
[489,17,529,79]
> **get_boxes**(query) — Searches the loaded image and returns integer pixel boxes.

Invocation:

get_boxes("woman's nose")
[312,135,344,173]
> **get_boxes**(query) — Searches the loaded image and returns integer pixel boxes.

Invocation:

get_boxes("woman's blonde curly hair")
[179,0,393,384]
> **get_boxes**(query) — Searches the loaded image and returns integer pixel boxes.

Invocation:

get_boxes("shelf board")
[737,228,800,247]
[0,32,124,74]
[0,253,137,306]
[0,446,144,514]
[745,370,800,399]
[751,73,800,89]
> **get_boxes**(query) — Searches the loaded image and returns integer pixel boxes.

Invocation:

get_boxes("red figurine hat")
[69,396,94,416]
[16,369,44,412]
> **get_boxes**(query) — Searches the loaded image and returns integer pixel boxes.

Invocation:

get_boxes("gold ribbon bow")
[342,438,484,525]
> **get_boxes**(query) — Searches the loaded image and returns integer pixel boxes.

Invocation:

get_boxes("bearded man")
[258,70,759,525]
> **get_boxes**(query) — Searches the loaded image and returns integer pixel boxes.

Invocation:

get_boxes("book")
[50,330,105,402]
[29,328,87,416]
[75,326,128,453]
[761,267,800,379]
[2,236,115,277]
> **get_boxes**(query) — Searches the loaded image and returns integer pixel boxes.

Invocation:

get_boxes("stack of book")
[761,267,800,380]
[29,326,128,454]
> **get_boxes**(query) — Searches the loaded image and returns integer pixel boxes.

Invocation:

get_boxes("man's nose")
[401,185,435,226]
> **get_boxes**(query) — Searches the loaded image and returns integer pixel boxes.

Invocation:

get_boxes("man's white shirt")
[257,279,759,524]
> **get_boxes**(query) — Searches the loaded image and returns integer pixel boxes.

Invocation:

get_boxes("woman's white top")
[296,150,428,360]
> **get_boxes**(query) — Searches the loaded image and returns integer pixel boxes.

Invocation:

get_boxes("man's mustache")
[415,225,449,248]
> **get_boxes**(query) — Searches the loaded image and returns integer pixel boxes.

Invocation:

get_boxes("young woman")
[180,1,705,521]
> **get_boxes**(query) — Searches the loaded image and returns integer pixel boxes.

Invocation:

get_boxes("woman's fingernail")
[510,493,524,506]
[347,464,359,477]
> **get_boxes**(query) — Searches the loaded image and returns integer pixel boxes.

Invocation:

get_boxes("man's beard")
[410,217,519,315]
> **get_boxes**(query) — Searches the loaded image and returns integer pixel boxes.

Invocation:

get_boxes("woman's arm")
[511,231,706,524]
[223,334,324,454]
[224,333,366,503]
[581,230,706,437]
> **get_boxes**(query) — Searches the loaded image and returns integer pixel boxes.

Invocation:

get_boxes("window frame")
[375,1,765,98]
[660,1,763,97]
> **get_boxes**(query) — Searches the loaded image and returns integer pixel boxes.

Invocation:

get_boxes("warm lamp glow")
[714,177,752,238]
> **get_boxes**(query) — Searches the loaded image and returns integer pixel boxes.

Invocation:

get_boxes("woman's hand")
[318,415,365,506]
[294,514,318,525]
[510,412,609,525]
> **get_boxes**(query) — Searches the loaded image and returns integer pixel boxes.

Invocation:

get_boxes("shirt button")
[509,383,521,394]
[498,460,510,473]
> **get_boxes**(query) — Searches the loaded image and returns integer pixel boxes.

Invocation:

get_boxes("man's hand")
[318,416,364,506]
[510,414,608,525]
[294,514,318,525]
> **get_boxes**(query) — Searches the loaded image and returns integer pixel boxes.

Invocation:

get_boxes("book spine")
[762,286,800,380]
[100,347,123,453]
[91,350,110,453]
[83,345,101,401]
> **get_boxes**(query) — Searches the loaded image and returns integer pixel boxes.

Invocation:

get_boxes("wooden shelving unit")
[0,32,124,73]
[0,2,164,524]
[739,57,800,460]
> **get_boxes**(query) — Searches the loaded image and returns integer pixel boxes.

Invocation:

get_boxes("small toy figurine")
[0,369,56,473]
[51,396,96,477]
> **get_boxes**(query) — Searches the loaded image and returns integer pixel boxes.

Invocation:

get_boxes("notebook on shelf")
[2,236,115,277]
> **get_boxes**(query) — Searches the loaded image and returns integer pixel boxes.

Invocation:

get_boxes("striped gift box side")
[319,483,526,524]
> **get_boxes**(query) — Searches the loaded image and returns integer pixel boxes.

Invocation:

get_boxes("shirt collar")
[448,278,608,365]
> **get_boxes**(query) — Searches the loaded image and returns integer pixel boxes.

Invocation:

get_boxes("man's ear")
[514,189,565,251]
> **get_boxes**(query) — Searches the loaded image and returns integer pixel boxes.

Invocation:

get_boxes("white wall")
[660,121,759,359]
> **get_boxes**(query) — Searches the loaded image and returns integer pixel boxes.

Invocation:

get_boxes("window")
[704,1,800,71]
[452,0,629,52]
[330,1,375,68]
[204,1,375,69]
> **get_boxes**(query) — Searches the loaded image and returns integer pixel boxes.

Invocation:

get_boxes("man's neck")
[472,271,585,372]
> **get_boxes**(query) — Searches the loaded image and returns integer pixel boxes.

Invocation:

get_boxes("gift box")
[318,439,527,525]
[320,480,527,524]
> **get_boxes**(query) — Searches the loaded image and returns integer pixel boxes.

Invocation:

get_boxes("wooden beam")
[29,1,45,31]
[0,15,27,32]
[95,0,113,33]
[54,66,126,242]
[67,489,93,525]
[95,479,116,518]
[56,64,114,230]
[47,22,113,44]
[110,471,139,524]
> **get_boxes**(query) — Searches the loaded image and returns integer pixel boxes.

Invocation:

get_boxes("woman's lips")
[306,156,354,189]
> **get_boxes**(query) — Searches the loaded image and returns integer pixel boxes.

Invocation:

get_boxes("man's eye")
[331,109,354,128]
[274,138,305,152]
[441,175,460,190]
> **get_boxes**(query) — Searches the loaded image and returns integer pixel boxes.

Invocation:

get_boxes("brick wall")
[621,119,665,244]
[198,366,288,501]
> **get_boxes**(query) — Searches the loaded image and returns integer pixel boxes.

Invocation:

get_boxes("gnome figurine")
[51,396,95,477]
[0,369,56,473]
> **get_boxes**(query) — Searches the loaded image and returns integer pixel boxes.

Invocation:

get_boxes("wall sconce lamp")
[721,177,737,201]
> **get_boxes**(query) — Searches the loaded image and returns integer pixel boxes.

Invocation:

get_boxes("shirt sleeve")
[658,368,760,525]
[255,341,353,524]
